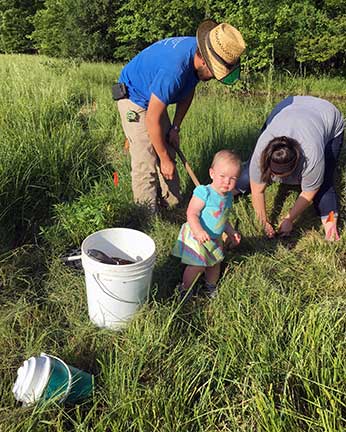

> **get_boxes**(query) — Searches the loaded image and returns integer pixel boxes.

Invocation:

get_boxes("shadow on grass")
[151,233,298,303]
[151,254,182,301]
[232,217,322,261]
[152,186,323,303]
[156,202,187,226]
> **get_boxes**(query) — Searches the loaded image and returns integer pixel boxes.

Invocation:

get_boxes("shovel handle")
[174,146,200,187]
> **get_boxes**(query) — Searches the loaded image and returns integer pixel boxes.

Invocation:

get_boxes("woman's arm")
[186,195,210,244]
[278,189,319,235]
[250,180,276,237]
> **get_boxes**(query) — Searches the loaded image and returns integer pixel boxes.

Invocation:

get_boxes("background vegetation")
[1,0,346,74]
[0,54,345,431]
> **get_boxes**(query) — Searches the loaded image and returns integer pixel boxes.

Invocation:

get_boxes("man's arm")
[168,88,195,149]
[146,93,175,180]
[172,88,195,128]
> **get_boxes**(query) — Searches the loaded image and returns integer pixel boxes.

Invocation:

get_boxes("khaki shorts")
[117,98,181,212]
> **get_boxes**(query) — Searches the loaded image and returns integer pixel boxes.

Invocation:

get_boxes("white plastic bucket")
[81,228,156,329]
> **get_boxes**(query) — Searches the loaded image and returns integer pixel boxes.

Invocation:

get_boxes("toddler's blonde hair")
[211,149,241,169]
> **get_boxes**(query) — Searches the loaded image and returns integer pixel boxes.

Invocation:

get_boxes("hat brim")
[197,19,232,81]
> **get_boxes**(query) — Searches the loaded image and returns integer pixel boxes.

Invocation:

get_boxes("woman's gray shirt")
[249,96,344,191]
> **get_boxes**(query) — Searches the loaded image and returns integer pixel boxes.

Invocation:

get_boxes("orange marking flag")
[326,211,335,223]
[325,211,340,241]
[113,171,119,187]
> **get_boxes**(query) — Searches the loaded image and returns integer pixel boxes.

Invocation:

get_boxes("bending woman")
[236,96,344,240]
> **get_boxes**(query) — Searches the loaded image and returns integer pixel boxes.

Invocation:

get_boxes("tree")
[0,0,43,53]
[1,0,345,74]
[111,0,205,61]
[205,0,292,70]
[32,0,120,60]
[295,2,346,69]
[206,0,346,73]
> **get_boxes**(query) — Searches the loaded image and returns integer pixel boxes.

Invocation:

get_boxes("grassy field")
[1,54,346,431]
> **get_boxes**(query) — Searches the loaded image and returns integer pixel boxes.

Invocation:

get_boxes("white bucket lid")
[12,354,51,406]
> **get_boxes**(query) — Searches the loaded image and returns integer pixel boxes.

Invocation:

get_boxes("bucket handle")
[92,273,140,305]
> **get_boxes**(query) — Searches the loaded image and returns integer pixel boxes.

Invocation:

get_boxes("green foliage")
[2,0,346,73]
[111,0,205,61]
[207,0,346,72]
[31,0,120,60]
[0,55,119,244]
[296,12,346,64]
[207,0,280,70]
[0,0,43,53]
[41,180,134,250]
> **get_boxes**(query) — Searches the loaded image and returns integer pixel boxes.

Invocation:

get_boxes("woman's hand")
[278,217,293,236]
[277,191,317,236]
[264,221,276,238]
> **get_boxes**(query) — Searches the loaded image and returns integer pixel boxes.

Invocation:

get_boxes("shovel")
[173,145,200,187]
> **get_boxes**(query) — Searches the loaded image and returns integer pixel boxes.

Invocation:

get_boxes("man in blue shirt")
[115,20,246,213]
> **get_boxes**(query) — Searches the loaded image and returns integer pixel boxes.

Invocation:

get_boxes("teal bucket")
[12,353,93,406]
[43,354,93,404]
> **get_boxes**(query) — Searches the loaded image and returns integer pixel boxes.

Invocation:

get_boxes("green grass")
[1,54,346,431]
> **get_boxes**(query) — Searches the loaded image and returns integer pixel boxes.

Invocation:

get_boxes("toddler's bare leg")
[182,265,204,290]
[205,263,221,286]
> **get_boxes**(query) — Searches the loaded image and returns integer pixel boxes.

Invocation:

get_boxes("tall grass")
[0,54,346,431]
[0,56,123,245]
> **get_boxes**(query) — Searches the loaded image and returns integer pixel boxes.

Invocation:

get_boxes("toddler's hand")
[231,231,241,246]
[224,231,241,249]
[193,229,210,244]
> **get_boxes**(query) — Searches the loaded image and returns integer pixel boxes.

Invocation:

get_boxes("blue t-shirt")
[193,185,233,239]
[119,37,199,109]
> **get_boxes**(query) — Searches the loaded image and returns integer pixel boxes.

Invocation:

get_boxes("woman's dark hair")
[260,136,301,183]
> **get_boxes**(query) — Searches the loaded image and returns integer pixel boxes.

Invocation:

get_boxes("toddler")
[172,149,241,298]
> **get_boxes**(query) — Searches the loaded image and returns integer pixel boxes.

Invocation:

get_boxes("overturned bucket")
[81,228,156,330]
[12,353,93,406]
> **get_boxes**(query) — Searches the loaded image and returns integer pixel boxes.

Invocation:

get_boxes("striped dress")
[172,185,232,267]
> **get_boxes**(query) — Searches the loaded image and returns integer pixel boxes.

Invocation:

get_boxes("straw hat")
[196,20,246,80]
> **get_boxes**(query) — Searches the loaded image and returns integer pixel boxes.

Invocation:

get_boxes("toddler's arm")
[187,196,210,244]
[224,222,241,248]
